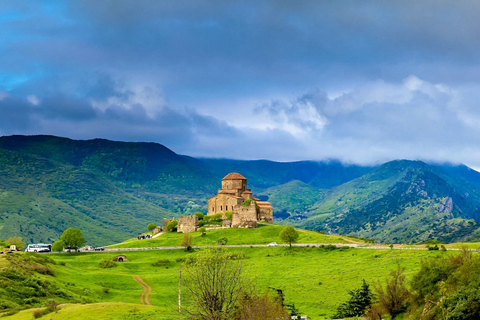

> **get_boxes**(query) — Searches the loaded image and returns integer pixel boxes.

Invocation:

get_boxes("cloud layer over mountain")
[1,1,480,168]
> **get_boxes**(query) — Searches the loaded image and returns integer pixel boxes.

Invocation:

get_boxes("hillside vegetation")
[2,135,480,244]
[0,245,440,319]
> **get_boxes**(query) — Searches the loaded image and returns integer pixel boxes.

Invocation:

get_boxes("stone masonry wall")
[232,202,257,228]
[163,218,173,231]
[178,215,198,233]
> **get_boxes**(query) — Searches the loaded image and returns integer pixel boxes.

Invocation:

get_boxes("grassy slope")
[43,247,439,320]
[108,224,357,248]
[1,303,169,320]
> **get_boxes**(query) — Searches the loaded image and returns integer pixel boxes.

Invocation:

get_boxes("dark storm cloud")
[1,1,480,167]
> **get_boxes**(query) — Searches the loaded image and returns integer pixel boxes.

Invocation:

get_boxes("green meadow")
[1,246,451,320]
[108,224,359,248]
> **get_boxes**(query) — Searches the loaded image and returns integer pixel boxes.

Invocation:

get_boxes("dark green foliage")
[100,260,116,268]
[334,280,374,318]
[198,227,206,236]
[428,245,440,250]
[152,259,170,266]
[166,220,178,232]
[224,211,233,220]
[6,236,25,250]
[60,228,85,252]
[217,237,228,245]
[194,212,204,220]
[147,223,157,231]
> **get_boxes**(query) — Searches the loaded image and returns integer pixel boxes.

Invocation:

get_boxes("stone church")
[207,172,273,228]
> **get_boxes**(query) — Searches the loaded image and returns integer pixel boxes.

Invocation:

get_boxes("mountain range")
[0,135,479,245]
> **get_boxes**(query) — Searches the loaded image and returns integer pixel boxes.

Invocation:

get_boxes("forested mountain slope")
[1,135,480,244]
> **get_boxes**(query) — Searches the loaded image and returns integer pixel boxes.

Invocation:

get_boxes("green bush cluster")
[152,259,170,266]
[100,260,116,268]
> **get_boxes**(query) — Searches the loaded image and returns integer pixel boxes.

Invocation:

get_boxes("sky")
[1,1,480,169]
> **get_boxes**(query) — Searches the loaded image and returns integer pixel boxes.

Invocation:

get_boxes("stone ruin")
[177,215,198,233]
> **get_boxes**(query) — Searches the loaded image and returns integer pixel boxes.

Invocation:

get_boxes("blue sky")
[1,1,480,169]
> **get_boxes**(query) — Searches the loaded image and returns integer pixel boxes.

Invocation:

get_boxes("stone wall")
[151,226,162,235]
[232,202,257,228]
[222,219,232,228]
[178,215,198,233]
[163,218,173,231]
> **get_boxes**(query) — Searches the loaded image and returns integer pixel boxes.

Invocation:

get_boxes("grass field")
[108,224,361,248]
[19,246,452,319]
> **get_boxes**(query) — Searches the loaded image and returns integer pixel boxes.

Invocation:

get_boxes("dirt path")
[132,275,152,305]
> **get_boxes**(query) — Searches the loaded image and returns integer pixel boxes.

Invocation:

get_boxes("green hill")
[1,135,480,245]
[291,160,480,243]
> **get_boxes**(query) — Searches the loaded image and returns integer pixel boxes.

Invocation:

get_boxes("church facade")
[207,172,273,226]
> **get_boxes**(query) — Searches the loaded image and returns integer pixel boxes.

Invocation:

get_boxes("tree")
[59,228,85,252]
[183,248,252,319]
[52,240,64,252]
[166,220,178,232]
[374,265,410,318]
[6,236,25,250]
[181,233,193,251]
[147,223,157,231]
[334,280,374,318]
[279,226,299,247]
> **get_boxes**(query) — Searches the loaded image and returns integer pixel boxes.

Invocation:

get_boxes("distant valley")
[1,135,480,245]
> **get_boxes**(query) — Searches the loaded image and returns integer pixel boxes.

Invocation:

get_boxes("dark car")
[94,247,105,251]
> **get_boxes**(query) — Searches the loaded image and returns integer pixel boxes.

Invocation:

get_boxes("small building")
[113,255,128,262]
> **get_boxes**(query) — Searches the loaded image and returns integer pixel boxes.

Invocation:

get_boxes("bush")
[198,227,206,236]
[194,212,204,220]
[31,264,55,276]
[224,211,233,220]
[152,259,170,266]
[175,257,185,263]
[218,237,228,245]
[103,287,110,293]
[428,245,439,251]
[100,260,116,268]
[166,220,178,232]
[45,299,59,313]
[147,223,157,231]
[198,220,206,227]
[32,309,43,319]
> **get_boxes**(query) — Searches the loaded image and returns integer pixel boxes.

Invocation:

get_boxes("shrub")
[31,264,55,276]
[45,299,59,313]
[198,227,206,236]
[217,237,228,245]
[175,257,184,263]
[224,211,233,220]
[147,223,157,231]
[32,309,43,319]
[152,259,170,266]
[100,260,116,268]
[198,220,206,227]
[166,220,178,232]
[428,245,439,251]
[103,287,110,293]
[194,212,204,220]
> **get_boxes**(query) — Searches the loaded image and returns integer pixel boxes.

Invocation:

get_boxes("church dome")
[222,172,247,180]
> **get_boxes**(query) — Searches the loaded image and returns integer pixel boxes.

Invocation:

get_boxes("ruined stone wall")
[232,202,257,228]
[222,219,232,228]
[258,207,273,223]
[178,215,198,233]
[163,218,173,231]
[151,226,162,235]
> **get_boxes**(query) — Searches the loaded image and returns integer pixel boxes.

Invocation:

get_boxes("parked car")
[267,242,278,247]
[94,247,105,251]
